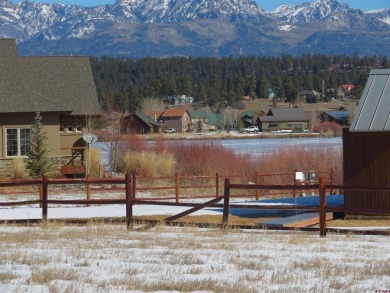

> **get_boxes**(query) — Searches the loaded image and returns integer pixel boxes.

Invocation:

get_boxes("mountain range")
[1,0,389,58]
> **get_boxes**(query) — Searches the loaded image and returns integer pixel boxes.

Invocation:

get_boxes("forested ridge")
[90,54,390,112]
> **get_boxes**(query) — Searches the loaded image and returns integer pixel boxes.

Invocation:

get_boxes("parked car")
[165,128,177,133]
[243,126,259,133]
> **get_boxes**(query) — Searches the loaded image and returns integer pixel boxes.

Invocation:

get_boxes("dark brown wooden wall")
[121,116,152,134]
[343,128,390,211]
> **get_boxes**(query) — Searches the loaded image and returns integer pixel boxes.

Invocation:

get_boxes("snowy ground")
[1,191,390,292]
[0,187,321,221]
[0,223,390,292]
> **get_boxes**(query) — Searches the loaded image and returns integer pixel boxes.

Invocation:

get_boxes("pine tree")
[26,111,51,178]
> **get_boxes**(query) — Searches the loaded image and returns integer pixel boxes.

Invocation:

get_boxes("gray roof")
[349,69,390,132]
[258,108,309,123]
[0,39,100,116]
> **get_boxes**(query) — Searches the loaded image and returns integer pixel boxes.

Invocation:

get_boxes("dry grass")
[13,158,27,179]
[87,147,105,178]
[327,218,390,228]
[313,121,342,136]
[0,222,389,292]
[258,144,342,185]
[121,150,176,177]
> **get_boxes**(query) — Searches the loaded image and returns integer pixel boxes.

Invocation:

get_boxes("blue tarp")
[211,195,344,218]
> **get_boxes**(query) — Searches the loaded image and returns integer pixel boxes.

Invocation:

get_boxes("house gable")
[121,113,163,134]
[0,39,100,116]
[0,39,101,173]
[258,108,309,132]
[161,108,190,132]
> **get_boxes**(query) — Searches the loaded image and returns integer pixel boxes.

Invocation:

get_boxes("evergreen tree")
[196,120,203,133]
[26,111,51,178]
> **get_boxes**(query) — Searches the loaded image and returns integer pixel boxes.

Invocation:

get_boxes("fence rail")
[1,170,389,237]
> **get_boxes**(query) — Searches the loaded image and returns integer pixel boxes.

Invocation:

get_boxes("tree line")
[90,54,389,113]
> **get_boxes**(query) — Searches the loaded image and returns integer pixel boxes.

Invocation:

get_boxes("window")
[60,126,64,133]
[67,126,73,132]
[6,128,31,157]
[75,126,82,132]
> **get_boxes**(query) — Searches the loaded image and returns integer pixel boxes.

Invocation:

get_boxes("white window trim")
[5,127,31,158]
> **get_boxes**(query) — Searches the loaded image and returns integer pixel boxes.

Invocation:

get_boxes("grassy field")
[0,221,389,292]
[244,97,358,113]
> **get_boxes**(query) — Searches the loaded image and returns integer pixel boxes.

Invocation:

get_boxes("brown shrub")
[313,122,342,137]
[117,139,342,184]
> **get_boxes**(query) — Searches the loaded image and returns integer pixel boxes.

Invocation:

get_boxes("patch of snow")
[379,16,390,25]
[366,9,388,13]
[278,24,296,31]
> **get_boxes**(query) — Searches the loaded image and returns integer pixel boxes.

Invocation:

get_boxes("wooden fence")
[1,170,389,237]
[224,178,390,237]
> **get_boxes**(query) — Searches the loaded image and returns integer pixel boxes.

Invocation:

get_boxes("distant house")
[338,84,356,99]
[206,113,223,131]
[160,108,191,132]
[146,111,164,124]
[121,113,163,134]
[319,111,350,126]
[298,90,322,103]
[190,111,208,124]
[164,95,194,105]
[189,111,223,132]
[341,84,355,92]
[241,110,263,128]
[0,39,101,179]
[343,69,390,213]
[257,108,309,132]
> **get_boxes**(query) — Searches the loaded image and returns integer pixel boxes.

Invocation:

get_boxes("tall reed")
[116,139,342,184]
[13,158,26,179]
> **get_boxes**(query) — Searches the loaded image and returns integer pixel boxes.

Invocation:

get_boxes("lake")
[94,137,342,165]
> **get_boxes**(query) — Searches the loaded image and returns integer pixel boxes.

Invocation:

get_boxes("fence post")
[86,174,91,207]
[175,173,180,203]
[125,173,133,230]
[42,176,48,221]
[293,169,298,198]
[330,168,335,195]
[319,177,327,237]
[132,172,136,200]
[216,173,219,197]
[39,175,43,208]
[222,178,231,228]
[255,171,259,200]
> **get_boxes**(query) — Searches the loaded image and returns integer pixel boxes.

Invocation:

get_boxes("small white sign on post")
[295,171,304,181]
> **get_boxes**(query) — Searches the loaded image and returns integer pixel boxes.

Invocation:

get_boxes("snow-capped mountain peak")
[269,0,350,24]
[366,8,390,25]
[0,0,389,58]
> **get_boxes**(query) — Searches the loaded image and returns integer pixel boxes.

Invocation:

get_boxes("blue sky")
[11,0,389,11]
